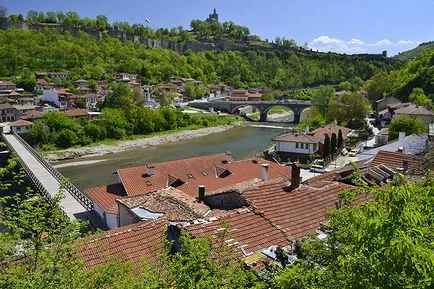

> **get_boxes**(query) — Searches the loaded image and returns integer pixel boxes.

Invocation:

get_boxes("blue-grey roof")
[131,207,164,220]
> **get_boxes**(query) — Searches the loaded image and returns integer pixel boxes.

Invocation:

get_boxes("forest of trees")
[0,27,399,89]
[364,48,434,102]
[296,86,372,130]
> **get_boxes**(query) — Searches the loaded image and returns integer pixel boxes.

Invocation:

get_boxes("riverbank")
[45,122,243,161]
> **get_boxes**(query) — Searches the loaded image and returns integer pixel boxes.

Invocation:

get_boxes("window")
[295,143,299,148]
[313,144,317,151]
[146,181,152,186]
[201,171,208,176]
[187,174,193,179]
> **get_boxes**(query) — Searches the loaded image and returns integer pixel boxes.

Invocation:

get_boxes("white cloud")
[309,36,417,55]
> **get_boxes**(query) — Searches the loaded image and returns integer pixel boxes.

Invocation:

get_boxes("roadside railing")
[8,133,93,211]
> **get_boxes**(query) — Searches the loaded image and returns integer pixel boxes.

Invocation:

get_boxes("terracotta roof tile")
[9,119,33,127]
[77,219,167,268]
[312,124,350,138]
[369,150,422,174]
[86,184,127,214]
[273,132,324,144]
[89,154,291,216]
[242,180,353,239]
[184,209,290,258]
[64,109,89,117]
[117,187,210,222]
[117,153,291,198]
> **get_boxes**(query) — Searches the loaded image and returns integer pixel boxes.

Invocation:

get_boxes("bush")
[54,129,79,148]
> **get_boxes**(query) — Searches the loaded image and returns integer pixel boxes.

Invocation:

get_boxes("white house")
[274,132,324,162]
[42,89,67,110]
[74,79,89,89]
[357,132,428,162]
[9,119,33,134]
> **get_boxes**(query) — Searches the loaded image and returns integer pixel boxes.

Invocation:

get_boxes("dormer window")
[168,174,185,188]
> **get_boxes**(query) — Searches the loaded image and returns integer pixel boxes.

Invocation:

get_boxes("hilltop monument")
[206,8,219,23]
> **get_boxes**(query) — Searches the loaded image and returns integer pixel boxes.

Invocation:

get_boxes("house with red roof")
[274,124,351,163]
[9,119,33,134]
[85,152,292,229]
[312,124,350,139]
[273,132,324,163]
[79,163,361,270]
[228,89,262,102]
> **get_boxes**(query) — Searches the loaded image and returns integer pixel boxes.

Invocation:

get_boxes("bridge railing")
[1,134,68,220]
[11,132,94,211]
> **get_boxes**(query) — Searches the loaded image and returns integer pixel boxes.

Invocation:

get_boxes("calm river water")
[56,125,292,190]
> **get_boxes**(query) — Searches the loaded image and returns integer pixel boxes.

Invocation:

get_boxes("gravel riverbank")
[45,123,242,161]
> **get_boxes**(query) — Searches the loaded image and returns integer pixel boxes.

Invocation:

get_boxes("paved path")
[3,133,91,221]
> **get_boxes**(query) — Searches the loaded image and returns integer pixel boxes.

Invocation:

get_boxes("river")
[56,124,293,191]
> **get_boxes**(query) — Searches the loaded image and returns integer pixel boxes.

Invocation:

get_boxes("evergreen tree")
[330,133,337,154]
[323,134,331,159]
[337,129,343,148]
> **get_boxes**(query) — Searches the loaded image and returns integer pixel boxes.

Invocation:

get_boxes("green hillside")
[365,48,434,101]
[0,28,401,89]
[394,41,434,62]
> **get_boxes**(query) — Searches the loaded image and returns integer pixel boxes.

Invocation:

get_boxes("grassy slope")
[394,41,434,62]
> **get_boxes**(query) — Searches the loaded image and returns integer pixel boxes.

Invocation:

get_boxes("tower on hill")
[206,8,219,23]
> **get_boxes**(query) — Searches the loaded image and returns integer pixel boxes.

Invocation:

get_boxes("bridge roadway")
[2,132,101,225]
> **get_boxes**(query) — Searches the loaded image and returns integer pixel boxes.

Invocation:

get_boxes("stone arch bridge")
[189,100,312,123]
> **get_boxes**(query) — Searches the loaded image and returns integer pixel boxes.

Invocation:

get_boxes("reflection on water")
[57,125,292,190]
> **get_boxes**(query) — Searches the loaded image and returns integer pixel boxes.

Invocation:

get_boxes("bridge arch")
[262,105,295,122]
[231,104,263,121]
[299,107,314,123]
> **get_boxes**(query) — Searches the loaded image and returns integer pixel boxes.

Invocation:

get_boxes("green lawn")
[267,106,291,114]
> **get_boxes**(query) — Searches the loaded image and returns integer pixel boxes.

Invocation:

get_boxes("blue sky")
[3,0,434,55]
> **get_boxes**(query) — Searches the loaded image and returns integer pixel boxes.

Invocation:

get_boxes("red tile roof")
[80,154,288,217]
[184,209,290,258]
[117,187,210,221]
[9,119,33,127]
[312,124,350,138]
[247,93,262,99]
[86,184,127,214]
[228,96,249,101]
[117,153,291,198]
[242,180,353,239]
[77,219,167,268]
[369,150,422,173]
[64,109,89,117]
[273,132,324,144]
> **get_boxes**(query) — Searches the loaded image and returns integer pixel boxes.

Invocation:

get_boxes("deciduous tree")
[388,115,428,140]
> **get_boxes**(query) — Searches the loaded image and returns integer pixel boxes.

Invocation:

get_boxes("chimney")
[402,160,409,172]
[198,185,205,203]
[398,132,406,141]
[290,161,301,189]
[261,164,269,181]
[224,151,233,163]
[146,163,156,176]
